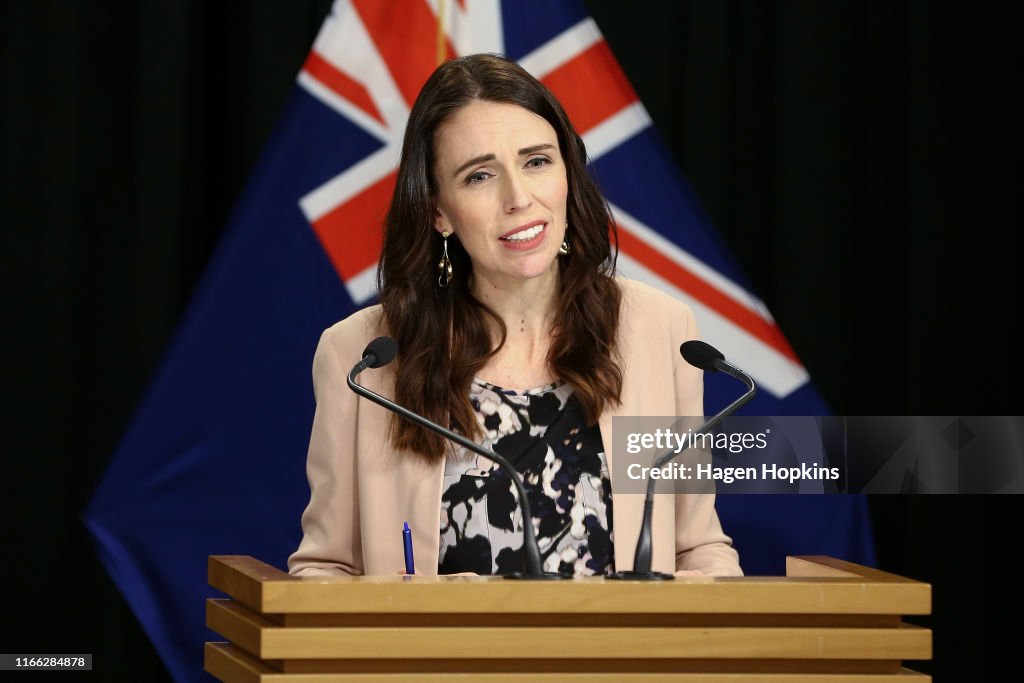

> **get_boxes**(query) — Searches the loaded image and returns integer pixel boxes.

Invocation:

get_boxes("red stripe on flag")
[311,172,397,281]
[617,224,801,364]
[302,51,385,126]
[541,40,638,135]
[352,0,455,109]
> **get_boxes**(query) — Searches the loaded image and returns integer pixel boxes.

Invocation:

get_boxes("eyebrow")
[451,143,556,178]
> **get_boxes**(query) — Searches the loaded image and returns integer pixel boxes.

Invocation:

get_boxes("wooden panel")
[278,656,907,675]
[206,643,932,682]
[207,569,929,618]
[206,642,262,683]
[787,557,931,584]
[279,613,902,628]
[272,578,929,616]
[257,625,931,661]
[206,600,930,661]
[207,557,930,616]
[207,600,264,659]
[209,556,288,613]
[787,557,860,578]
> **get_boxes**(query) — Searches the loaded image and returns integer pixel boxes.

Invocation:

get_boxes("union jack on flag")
[86,2,874,681]
[301,0,812,401]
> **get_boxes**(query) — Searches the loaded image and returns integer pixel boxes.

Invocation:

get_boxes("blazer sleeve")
[672,304,744,576]
[287,325,364,576]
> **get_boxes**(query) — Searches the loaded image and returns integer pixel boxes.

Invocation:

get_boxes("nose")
[502,172,532,214]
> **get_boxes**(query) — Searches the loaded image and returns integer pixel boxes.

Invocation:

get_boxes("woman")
[288,53,741,578]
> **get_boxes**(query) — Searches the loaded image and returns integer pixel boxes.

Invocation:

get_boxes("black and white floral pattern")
[439,379,613,576]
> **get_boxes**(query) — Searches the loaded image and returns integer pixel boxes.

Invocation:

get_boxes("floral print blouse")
[439,378,614,576]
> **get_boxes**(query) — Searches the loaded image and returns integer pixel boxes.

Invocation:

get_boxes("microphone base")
[503,571,573,580]
[607,570,674,581]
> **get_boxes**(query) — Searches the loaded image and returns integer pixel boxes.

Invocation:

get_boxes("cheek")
[550,190,569,222]
[548,174,569,209]
[436,191,466,225]
[439,196,491,238]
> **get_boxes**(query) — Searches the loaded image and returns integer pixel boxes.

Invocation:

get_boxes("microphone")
[681,340,755,388]
[347,336,569,580]
[354,336,397,372]
[609,340,756,580]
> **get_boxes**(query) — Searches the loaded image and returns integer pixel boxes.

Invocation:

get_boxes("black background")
[2,1,1021,680]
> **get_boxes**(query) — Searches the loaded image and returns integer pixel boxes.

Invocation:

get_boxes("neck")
[470,267,560,344]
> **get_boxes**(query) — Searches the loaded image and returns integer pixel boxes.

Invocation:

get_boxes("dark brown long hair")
[378,53,622,461]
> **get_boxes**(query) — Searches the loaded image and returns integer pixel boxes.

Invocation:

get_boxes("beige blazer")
[288,278,742,577]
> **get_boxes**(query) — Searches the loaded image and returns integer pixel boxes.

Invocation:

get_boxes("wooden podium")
[204,555,931,682]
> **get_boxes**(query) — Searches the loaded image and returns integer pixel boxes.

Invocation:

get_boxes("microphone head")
[363,336,398,368]
[680,340,724,372]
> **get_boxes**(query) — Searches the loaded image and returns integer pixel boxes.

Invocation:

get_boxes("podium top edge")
[207,555,931,616]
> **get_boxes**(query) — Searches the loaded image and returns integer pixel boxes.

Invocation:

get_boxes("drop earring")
[437,231,453,287]
[559,222,571,256]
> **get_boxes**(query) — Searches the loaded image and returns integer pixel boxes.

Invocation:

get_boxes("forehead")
[434,100,559,165]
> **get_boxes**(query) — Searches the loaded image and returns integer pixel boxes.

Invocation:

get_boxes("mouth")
[499,221,547,249]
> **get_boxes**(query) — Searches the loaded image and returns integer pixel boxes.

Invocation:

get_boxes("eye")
[464,170,492,185]
[526,156,552,169]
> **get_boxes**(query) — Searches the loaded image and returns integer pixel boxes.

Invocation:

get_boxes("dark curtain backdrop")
[2,1,1020,680]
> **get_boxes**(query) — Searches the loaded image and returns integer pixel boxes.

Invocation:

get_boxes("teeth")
[504,224,545,241]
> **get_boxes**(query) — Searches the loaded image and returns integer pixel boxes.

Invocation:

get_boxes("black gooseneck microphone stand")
[609,340,757,580]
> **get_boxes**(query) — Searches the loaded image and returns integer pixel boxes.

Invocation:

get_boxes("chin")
[512,255,560,281]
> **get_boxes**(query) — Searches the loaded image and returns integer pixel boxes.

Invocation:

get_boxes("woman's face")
[432,100,568,288]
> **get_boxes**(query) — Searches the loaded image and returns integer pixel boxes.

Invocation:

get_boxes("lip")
[499,220,547,239]
[498,221,548,251]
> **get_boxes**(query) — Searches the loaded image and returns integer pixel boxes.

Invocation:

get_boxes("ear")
[433,206,453,236]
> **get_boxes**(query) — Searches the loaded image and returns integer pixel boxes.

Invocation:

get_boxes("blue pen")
[402,521,415,575]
